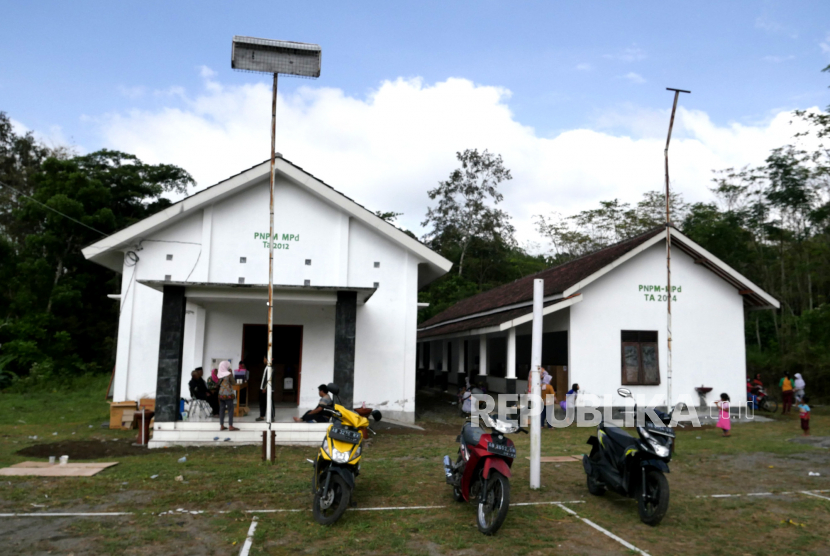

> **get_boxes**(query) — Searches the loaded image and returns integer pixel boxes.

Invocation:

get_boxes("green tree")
[422,149,515,277]
[534,190,687,263]
[0,132,194,383]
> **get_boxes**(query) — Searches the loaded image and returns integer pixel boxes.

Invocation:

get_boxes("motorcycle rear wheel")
[760,398,778,413]
[637,470,669,526]
[477,472,510,535]
[313,474,351,525]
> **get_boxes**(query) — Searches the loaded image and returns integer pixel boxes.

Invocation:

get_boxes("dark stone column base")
[156,286,187,422]
[333,291,357,408]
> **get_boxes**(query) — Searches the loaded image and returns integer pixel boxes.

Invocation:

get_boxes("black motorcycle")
[582,387,675,525]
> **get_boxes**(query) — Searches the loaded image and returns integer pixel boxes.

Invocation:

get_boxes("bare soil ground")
[17,439,151,459]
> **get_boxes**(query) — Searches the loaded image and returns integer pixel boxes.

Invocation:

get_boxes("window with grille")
[621,331,659,385]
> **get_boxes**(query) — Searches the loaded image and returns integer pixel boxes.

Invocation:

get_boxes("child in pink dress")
[715,393,731,437]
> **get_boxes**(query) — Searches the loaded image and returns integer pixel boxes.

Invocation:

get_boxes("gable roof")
[418,226,779,339]
[82,156,452,283]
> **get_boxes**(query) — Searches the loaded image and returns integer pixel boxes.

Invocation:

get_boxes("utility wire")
[0,179,107,237]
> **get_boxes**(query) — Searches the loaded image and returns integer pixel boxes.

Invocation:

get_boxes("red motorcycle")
[443,414,525,535]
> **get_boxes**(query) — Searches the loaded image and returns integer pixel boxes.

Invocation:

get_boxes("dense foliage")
[0,111,193,388]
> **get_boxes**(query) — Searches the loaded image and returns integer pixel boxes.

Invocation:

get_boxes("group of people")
[188,361,337,429]
[188,361,241,431]
[744,372,811,436]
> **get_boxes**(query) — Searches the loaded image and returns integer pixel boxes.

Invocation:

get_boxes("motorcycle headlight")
[322,439,330,457]
[492,418,519,434]
[331,446,351,463]
[639,429,670,458]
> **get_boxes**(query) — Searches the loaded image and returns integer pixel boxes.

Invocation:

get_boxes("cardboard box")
[109,401,137,430]
[121,409,137,429]
[138,398,156,411]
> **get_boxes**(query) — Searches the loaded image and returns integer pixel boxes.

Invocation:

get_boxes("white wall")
[111,171,428,421]
[350,220,419,422]
[570,241,747,408]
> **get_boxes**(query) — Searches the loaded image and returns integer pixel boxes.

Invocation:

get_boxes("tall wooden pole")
[664,87,689,413]
[266,73,278,462]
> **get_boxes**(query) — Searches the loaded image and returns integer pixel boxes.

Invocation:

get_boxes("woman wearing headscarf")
[206,368,220,416]
[217,361,239,431]
[793,373,806,404]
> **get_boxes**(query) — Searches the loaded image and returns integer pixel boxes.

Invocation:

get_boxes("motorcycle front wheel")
[313,474,351,525]
[637,470,669,526]
[476,472,510,535]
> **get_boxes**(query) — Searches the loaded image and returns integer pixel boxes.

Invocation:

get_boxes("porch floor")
[149,406,328,448]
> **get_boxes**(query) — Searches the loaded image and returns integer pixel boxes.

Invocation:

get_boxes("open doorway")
[242,324,303,407]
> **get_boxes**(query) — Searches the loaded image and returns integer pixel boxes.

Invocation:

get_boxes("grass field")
[0,378,828,555]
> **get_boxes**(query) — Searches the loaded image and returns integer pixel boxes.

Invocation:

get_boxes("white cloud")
[821,33,830,56]
[575,63,592,71]
[604,47,646,62]
[94,73,820,248]
[755,14,798,38]
[10,116,77,154]
[621,72,646,84]
[761,55,795,63]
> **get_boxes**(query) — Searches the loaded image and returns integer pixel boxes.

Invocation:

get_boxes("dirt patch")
[788,435,830,449]
[16,439,151,459]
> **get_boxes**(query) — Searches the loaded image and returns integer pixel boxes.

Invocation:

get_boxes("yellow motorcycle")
[312,386,381,525]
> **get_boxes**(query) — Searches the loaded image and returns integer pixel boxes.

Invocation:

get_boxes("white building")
[83,157,451,443]
[417,228,779,409]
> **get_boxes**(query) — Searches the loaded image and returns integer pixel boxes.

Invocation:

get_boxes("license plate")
[487,442,516,458]
[329,427,362,444]
[645,423,674,435]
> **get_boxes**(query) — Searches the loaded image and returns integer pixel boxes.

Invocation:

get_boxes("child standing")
[798,396,811,436]
[715,393,731,437]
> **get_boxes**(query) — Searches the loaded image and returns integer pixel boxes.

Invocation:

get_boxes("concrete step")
[148,421,328,448]
[153,421,328,433]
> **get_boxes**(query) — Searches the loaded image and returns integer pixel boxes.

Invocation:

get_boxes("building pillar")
[155,285,187,422]
[334,291,357,408]
[479,335,488,376]
[506,328,517,395]
[458,339,466,377]
[441,340,449,391]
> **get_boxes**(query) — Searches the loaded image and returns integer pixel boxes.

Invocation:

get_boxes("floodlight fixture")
[231,36,321,78]
[231,36,322,462]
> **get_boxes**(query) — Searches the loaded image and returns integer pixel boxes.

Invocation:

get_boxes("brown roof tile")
[419,227,664,332]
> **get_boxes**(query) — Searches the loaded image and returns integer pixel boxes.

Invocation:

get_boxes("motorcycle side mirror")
[371,410,382,423]
[617,388,632,398]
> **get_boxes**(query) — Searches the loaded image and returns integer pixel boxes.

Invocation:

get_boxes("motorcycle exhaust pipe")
[443,455,453,478]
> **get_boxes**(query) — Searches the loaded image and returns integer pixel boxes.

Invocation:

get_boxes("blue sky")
[2,1,829,244]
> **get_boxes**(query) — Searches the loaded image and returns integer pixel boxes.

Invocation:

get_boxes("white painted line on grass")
[246,509,304,513]
[554,503,650,556]
[512,500,584,507]
[0,512,132,517]
[800,491,830,502]
[351,505,445,511]
[239,516,258,556]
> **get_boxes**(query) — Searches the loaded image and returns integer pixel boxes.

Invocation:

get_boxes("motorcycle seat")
[461,422,484,446]
[603,424,638,449]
